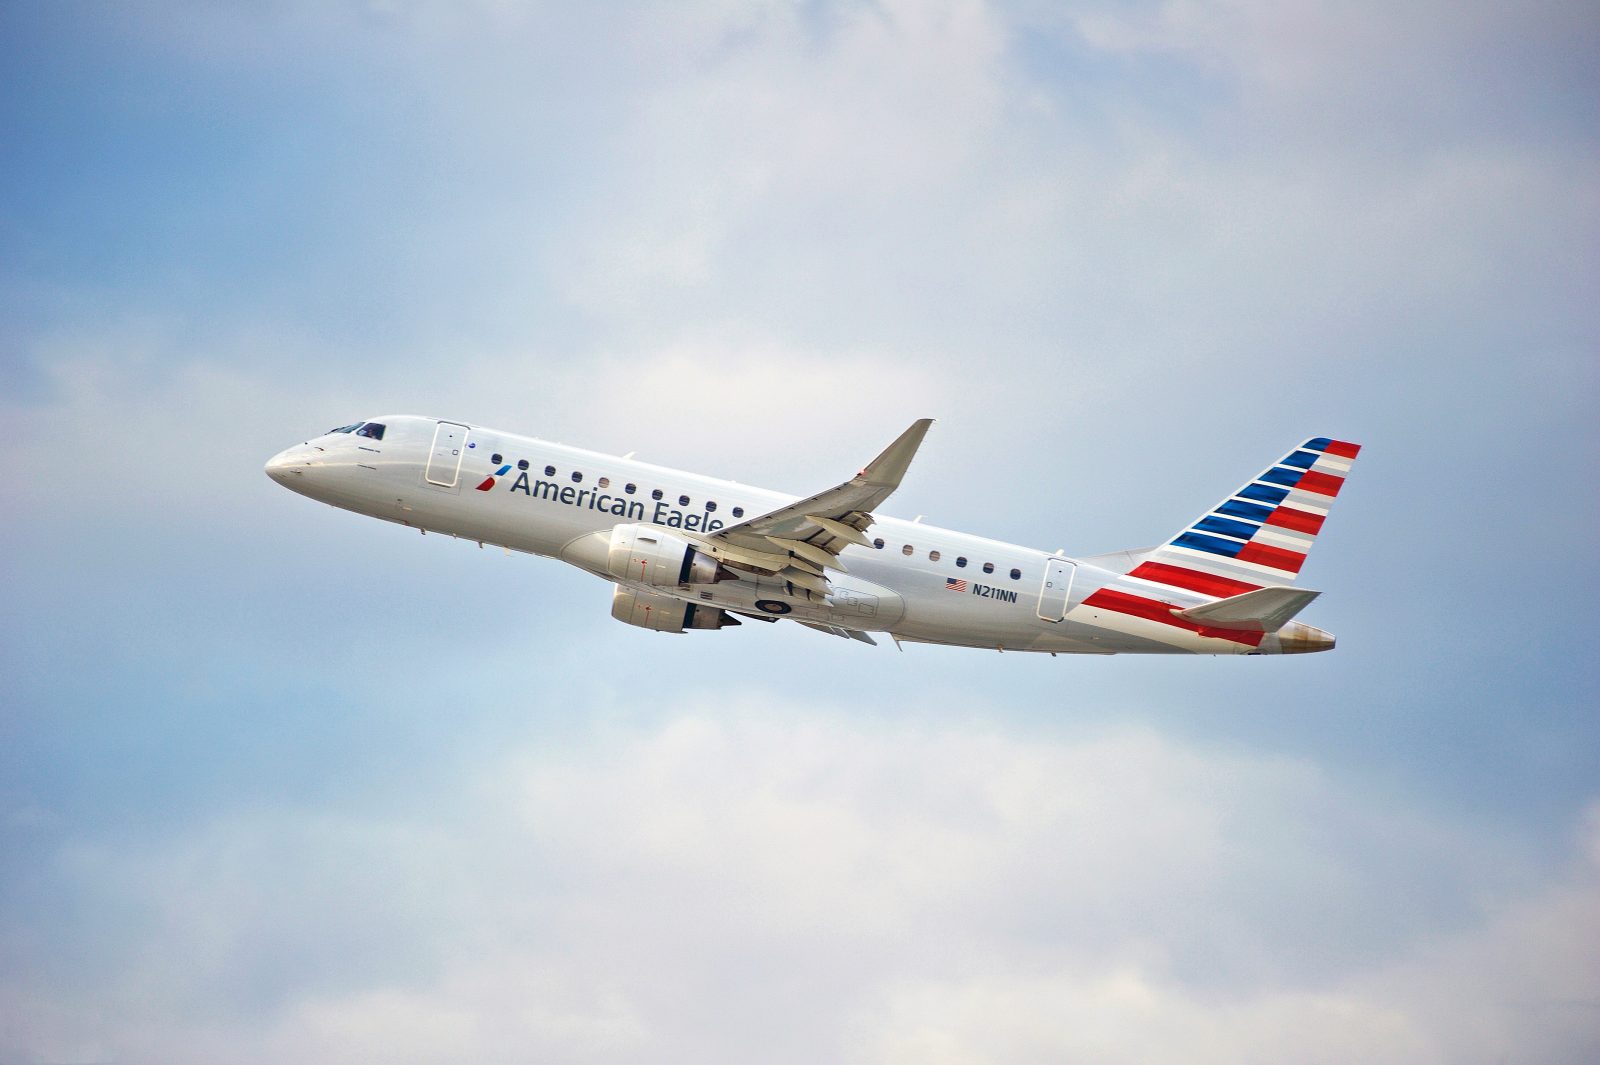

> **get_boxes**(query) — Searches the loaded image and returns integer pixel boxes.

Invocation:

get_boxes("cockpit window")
[326,423,362,435]
[355,422,386,441]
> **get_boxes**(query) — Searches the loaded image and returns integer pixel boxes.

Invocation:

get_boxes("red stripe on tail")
[1129,561,1260,598]
[1082,588,1265,646]
[1295,470,1344,497]
[1265,506,1325,535]
[1235,541,1306,574]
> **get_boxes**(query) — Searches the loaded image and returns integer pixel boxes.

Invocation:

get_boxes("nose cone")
[264,447,308,487]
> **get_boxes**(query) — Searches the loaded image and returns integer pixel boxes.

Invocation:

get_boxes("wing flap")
[798,620,879,646]
[805,514,873,548]
[782,568,831,597]
[766,535,841,572]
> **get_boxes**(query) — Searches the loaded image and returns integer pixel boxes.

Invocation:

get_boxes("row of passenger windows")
[872,538,1023,580]
[487,454,745,516]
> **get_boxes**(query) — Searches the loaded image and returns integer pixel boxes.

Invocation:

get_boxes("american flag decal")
[945,578,968,592]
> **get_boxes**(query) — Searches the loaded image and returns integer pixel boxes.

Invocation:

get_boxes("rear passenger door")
[1037,557,1076,622]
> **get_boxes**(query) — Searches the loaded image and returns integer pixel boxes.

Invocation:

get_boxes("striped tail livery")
[1084,438,1361,653]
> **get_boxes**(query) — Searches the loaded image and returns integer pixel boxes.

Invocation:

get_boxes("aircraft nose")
[265,447,305,485]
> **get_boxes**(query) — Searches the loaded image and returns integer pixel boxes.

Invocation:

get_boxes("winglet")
[861,418,934,488]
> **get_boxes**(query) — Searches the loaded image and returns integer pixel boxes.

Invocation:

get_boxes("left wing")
[701,418,934,594]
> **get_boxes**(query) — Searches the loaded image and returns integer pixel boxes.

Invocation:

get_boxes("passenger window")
[929,550,941,562]
[956,557,967,568]
[598,477,610,489]
[572,471,583,483]
[491,453,503,464]
[1010,568,1021,580]
[517,460,530,471]
[625,483,637,495]
[983,562,995,574]
[544,465,556,477]
[706,501,717,512]
[652,489,663,500]
[678,495,690,506]
[873,538,885,550]
[902,544,914,556]
[355,423,386,440]
[732,507,744,517]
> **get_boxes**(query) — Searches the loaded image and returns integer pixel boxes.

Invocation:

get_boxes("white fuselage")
[265,415,1327,655]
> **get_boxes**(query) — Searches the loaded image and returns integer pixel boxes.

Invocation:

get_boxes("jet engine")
[606,523,732,588]
[611,585,741,633]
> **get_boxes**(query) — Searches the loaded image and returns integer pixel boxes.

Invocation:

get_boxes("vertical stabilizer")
[1127,438,1362,597]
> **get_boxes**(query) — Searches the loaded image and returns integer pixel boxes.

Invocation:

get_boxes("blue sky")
[3,2,1597,1062]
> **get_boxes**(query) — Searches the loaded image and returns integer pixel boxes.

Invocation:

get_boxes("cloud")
[0,320,948,534]
[10,0,1591,467]
[1065,0,1599,142]
[456,326,953,482]
[549,0,1010,318]
[4,702,1592,1065]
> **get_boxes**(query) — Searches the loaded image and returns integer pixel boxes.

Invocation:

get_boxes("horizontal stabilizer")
[1175,586,1321,632]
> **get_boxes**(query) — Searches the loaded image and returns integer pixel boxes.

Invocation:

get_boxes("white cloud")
[13,0,1591,499]
[460,326,952,481]
[0,320,951,528]
[861,802,1600,1065]
[0,320,350,527]
[545,1,1012,321]
[6,703,1592,1065]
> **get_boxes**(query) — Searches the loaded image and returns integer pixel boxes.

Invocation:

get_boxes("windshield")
[323,421,386,440]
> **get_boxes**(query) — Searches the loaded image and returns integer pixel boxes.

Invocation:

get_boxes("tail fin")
[1128,438,1362,596]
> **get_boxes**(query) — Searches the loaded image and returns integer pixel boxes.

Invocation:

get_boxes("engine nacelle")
[611,586,741,633]
[606,523,729,588]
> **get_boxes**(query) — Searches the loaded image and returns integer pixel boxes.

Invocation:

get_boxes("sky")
[2,1,1597,1062]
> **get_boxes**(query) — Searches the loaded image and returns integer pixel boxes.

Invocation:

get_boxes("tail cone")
[1275,621,1335,654]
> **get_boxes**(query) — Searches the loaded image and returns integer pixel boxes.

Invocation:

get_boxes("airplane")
[265,417,1360,655]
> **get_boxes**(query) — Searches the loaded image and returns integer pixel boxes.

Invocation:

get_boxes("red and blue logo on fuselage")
[476,465,512,491]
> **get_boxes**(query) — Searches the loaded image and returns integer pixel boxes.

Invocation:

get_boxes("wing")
[701,418,934,594]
